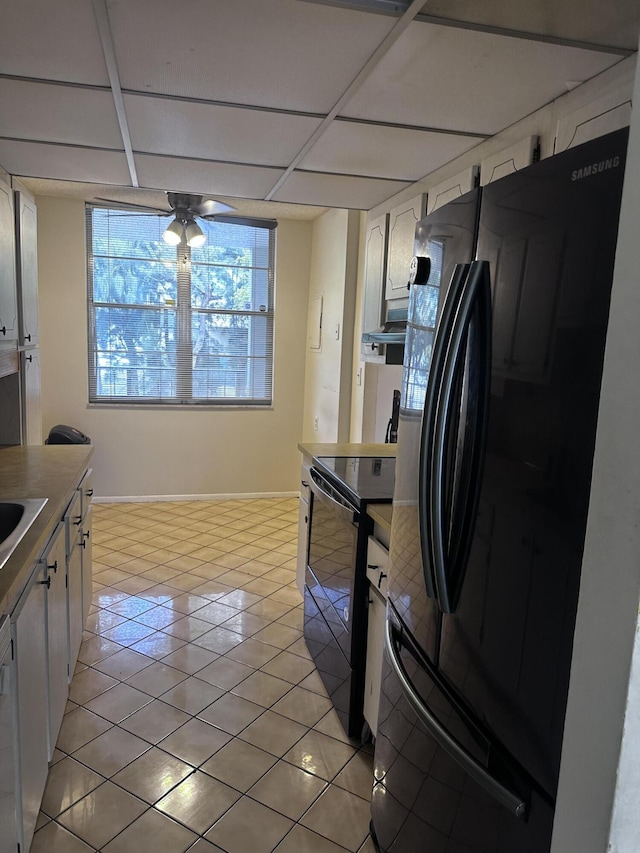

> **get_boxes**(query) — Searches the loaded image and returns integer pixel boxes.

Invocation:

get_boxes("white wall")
[301,207,360,442]
[37,197,313,499]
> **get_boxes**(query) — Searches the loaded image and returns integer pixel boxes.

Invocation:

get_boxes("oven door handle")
[310,469,359,523]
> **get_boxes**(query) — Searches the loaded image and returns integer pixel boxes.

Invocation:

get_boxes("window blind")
[86,206,276,406]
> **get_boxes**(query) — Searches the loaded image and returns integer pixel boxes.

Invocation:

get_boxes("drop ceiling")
[0,0,637,216]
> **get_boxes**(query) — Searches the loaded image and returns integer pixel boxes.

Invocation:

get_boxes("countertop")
[298,442,397,459]
[0,445,93,615]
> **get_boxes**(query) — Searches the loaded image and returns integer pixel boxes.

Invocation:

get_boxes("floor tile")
[200,738,277,792]
[252,623,302,650]
[166,593,212,615]
[156,771,241,834]
[111,747,194,803]
[274,824,349,853]
[248,760,327,820]
[231,670,293,708]
[119,699,191,743]
[284,730,356,781]
[333,751,375,801]
[215,589,263,610]
[83,682,153,723]
[55,706,113,753]
[239,710,307,757]
[204,795,293,853]
[163,615,216,641]
[198,692,265,735]
[132,605,182,630]
[30,819,95,853]
[129,631,188,659]
[225,637,281,668]
[84,609,128,634]
[194,601,241,625]
[160,677,225,715]
[160,644,219,674]
[77,634,124,666]
[194,657,254,690]
[260,649,316,684]
[102,807,198,853]
[40,757,105,818]
[106,595,157,618]
[68,667,120,705]
[101,620,158,647]
[125,661,189,696]
[246,596,296,619]
[219,611,271,637]
[159,718,233,766]
[93,648,154,680]
[72,726,150,777]
[299,785,371,852]
[271,686,333,728]
[56,781,147,850]
[191,625,245,654]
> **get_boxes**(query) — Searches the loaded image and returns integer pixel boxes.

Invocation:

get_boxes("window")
[86,205,276,406]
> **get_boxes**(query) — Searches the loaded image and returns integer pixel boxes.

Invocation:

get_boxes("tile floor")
[32,497,376,853]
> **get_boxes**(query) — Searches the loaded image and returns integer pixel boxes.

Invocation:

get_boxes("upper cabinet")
[361,213,388,358]
[0,176,18,346]
[14,185,39,347]
[385,193,426,301]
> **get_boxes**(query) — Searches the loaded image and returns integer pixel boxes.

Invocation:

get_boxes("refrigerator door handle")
[385,618,528,820]
[418,263,470,601]
[430,260,492,613]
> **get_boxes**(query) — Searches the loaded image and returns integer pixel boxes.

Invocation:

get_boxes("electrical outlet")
[314,417,319,431]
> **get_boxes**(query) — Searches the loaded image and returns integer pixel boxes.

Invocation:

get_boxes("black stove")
[312,456,396,506]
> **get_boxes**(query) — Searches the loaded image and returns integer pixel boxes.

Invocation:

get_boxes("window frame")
[86,204,276,408]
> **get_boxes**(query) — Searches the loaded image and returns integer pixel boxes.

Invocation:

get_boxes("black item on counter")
[45,425,91,445]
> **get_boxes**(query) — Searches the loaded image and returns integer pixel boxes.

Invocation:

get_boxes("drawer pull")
[39,576,51,590]
[86,489,94,497]
[48,560,58,574]
[378,572,387,589]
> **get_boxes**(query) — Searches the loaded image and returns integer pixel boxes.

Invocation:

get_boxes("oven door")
[307,468,360,644]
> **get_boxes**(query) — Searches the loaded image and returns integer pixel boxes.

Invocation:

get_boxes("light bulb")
[163,218,183,245]
[185,219,206,248]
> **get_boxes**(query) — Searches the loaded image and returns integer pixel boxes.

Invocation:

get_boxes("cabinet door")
[67,545,83,677]
[0,617,17,853]
[43,523,68,757]
[296,462,311,596]
[21,348,42,445]
[15,191,39,346]
[0,177,18,344]
[385,194,426,301]
[361,214,388,358]
[81,504,93,625]
[12,565,48,853]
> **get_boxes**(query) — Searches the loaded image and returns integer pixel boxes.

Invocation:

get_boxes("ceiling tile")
[0,80,123,149]
[0,140,131,185]
[134,154,284,199]
[124,94,322,166]
[418,0,640,51]
[108,0,393,112]
[341,21,621,135]
[300,120,485,181]
[271,170,410,209]
[0,0,109,85]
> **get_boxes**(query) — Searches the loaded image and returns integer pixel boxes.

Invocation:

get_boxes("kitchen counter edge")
[0,445,94,615]
[298,442,397,458]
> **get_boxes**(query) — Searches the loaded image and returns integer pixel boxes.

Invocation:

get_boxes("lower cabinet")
[12,564,49,853]
[364,534,390,739]
[0,616,17,853]
[296,461,311,595]
[7,464,93,852]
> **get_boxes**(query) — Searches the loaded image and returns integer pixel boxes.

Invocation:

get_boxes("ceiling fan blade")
[94,197,171,215]
[191,198,237,217]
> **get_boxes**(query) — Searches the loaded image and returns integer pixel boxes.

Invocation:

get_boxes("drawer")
[79,468,94,518]
[64,491,82,556]
[367,536,389,599]
[300,464,311,503]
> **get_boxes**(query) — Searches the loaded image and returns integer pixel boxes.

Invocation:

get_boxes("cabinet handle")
[301,481,309,488]
[25,333,31,342]
[86,489,94,497]
[39,576,51,589]
[378,572,387,589]
[26,354,33,363]
[367,563,379,569]
[0,327,6,336]
[74,515,82,526]
[83,531,90,541]
[48,560,58,574]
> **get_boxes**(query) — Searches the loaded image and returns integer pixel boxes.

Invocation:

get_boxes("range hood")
[362,306,408,345]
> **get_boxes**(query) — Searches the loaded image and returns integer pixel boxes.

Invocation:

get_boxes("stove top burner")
[313,456,396,505]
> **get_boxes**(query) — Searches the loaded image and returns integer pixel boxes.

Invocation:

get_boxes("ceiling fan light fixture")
[163,218,184,245]
[185,218,206,247]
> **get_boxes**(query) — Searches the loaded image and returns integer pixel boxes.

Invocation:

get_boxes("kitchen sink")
[0,499,48,572]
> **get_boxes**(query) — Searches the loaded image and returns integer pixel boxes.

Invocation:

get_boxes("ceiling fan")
[94,192,237,247]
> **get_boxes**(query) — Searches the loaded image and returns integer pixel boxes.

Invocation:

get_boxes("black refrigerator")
[371,127,629,853]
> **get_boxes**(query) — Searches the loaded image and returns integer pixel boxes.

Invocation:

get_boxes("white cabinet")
[0,176,18,346]
[296,461,311,595]
[364,534,390,738]
[14,187,39,348]
[41,523,68,758]
[65,491,84,676]
[12,563,49,853]
[21,348,42,445]
[79,469,94,624]
[361,213,388,359]
[0,616,17,853]
[385,194,426,301]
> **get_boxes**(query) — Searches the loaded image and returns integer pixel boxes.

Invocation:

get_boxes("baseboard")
[93,491,299,504]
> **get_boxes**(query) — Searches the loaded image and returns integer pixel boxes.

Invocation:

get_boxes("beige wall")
[37,197,313,499]
[301,207,360,442]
